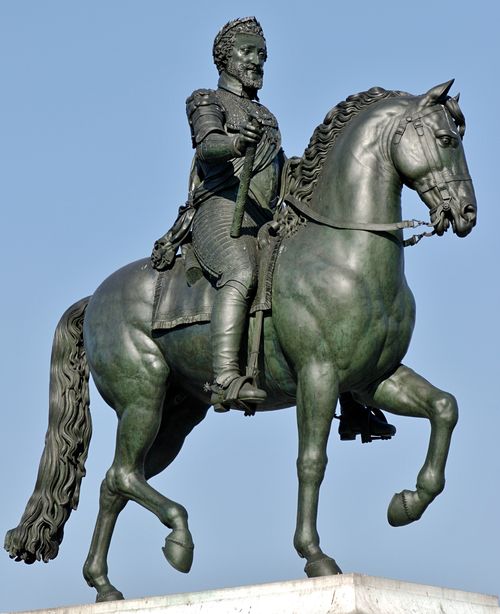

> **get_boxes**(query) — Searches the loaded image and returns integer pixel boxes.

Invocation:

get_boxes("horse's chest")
[341,291,416,385]
[270,260,415,390]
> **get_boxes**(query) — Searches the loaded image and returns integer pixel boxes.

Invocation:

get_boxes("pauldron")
[186,87,280,149]
[186,89,225,147]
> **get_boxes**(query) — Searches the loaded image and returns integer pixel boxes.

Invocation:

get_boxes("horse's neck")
[306,104,407,289]
[312,107,402,224]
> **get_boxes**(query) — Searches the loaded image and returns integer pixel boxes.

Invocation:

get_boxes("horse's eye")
[437,135,458,148]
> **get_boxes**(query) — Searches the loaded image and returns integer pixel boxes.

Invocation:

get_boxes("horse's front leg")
[358,364,458,526]
[294,362,342,577]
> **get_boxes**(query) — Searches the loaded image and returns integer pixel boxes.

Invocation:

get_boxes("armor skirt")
[192,195,272,292]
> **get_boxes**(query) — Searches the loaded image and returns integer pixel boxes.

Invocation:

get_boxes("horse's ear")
[420,79,455,107]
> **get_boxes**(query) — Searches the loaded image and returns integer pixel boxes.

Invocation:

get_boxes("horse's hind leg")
[83,483,127,601]
[144,392,209,573]
[357,363,458,526]
[83,355,170,603]
[83,390,208,602]
[144,390,209,479]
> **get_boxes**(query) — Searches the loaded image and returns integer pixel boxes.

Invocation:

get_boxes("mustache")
[242,63,263,76]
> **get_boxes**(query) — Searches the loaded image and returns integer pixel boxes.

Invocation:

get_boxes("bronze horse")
[5,81,476,602]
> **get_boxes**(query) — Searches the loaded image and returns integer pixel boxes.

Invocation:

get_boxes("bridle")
[283,103,472,247]
[392,104,472,232]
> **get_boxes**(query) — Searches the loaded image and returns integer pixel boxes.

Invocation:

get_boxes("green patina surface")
[5,17,476,603]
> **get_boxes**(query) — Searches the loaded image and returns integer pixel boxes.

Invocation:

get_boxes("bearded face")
[226,57,264,90]
[225,33,266,92]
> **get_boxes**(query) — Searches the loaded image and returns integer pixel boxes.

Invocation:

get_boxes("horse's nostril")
[462,204,476,221]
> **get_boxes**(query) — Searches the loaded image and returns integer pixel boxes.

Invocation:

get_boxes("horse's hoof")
[387,489,422,527]
[304,555,342,577]
[162,529,194,573]
[96,588,124,602]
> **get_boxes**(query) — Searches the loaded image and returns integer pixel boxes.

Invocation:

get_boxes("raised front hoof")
[96,588,124,602]
[304,555,342,578]
[162,529,194,573]
[387,490,423,527]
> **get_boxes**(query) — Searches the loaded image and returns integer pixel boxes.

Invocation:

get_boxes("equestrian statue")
[5,17,477,603]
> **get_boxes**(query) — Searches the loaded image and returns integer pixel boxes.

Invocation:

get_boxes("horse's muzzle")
[450,201,477,237]
[426,182,477,238]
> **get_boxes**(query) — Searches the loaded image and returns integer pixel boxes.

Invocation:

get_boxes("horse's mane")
[287,87,408,204]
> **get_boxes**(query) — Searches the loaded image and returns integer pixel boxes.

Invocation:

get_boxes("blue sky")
[1,1,499,611]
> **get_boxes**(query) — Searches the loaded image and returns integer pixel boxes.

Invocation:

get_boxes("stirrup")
[208,376,267,414]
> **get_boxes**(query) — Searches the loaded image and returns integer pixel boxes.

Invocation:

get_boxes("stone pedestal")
[10,574,500,614]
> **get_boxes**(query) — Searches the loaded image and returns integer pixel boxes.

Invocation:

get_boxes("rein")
[284,194,435,248]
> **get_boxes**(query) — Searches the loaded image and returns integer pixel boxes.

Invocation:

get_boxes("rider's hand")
[235,118,263,154]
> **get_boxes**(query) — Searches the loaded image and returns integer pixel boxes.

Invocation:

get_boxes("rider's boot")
[338,392,396,443]
[209,283,267,412]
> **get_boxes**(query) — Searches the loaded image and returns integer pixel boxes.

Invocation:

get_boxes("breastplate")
[216,89,280,147]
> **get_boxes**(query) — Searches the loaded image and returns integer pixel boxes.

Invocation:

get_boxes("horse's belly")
[158,316,297,410]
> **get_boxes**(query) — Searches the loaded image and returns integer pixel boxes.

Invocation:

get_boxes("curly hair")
[4,297,91,563]
[213,17,265,74]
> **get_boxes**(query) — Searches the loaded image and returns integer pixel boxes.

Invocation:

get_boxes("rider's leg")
[338,392,396,443]
[191,196,266,408]
[210,277,267,409]
[211,281,250,388]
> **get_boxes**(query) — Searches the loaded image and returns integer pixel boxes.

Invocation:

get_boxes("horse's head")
[391,80,477,237]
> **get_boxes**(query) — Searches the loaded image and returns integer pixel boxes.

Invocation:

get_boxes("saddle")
[151,156,304,331]
[151,220,283,332]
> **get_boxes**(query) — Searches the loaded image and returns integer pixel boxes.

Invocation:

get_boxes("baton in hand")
[230,144,256,238]
[230,120,260,238]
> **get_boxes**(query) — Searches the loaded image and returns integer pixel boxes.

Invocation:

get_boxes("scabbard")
[230,144,256,238]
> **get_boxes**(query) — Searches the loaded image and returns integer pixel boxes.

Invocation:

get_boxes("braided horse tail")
[5,297,92,564]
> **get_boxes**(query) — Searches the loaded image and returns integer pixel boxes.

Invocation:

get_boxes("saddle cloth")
[152,256,215,331]
[151,231,281,331]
